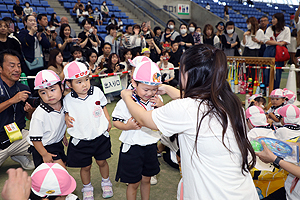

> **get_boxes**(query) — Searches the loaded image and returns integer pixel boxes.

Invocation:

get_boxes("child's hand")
[107,121,112,132]
[267,118,273,125]
[149,95,164,107]
[126,117,141,130]
[42,152,57,163]
[65,113,75,128]
[63,135,68,146]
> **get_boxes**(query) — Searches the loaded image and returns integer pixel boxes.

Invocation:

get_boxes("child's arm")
[113,117,141,130]
[32,141,57,163]
[62,134,68,146]
[268,112,280,122]
[103,106,112,132]
[149,95,164,108]
[64,112,75,128]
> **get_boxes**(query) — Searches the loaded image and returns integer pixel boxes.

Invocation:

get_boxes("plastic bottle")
[245,94,250,109]
[20,73,28,86]
[266,86,269,97]
[247,78,253,96]
[260,83,265,96]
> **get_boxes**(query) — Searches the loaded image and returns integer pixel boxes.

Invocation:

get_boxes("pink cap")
[245,106,269,127]
[133,61,161,85]
[270,89,285,98]
[31,163,76,197]
[128,56,152,67]
[248,93,262,105]
[283,88,296,105]
[63,61,89,80]
[278,104,300,124]
[34,70,61,90]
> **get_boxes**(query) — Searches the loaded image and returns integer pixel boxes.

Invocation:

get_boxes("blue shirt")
[0,77,30,142]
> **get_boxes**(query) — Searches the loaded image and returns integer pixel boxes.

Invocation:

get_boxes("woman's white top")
[241,29,264,49]
[264,26,291,47]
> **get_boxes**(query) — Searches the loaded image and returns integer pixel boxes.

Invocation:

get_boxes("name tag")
[4,122,22,143]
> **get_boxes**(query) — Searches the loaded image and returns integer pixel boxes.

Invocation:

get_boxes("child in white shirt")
[28,70,67,168]
[267,89,286,129]
[63,61,113,200]
[112,61,162,200]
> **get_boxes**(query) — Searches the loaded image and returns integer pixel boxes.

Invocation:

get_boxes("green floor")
[0,71,298,200]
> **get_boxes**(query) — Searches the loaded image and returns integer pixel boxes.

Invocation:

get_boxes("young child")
[248,94,266,109]
[29,163,79,200]
[266,89,286,129]
[28,70,67,168]
[275,104,300,141]
[63,61,113,199]
[283,88,296,105]
[157,51,178,87]
[112,61,162,200]
[68,46,85,63]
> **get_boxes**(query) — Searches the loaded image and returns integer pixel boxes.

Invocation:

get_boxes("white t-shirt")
[267,105,283,127]
[112,97,161,148]
[63,86,109,140]
[287,37,297,53]
[295,17,300,50]
[285,174,300,200]
[28,103,66,146]
[264,26,291,47]
[152,98,259,200]
[275,126,300,141]
[156,61,175,80]
[241,29,265,49]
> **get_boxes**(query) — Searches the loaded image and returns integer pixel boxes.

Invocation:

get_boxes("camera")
[50,30,55,33]
[37,25,44,33]
[119,64,125,70]
[26,97,40,108]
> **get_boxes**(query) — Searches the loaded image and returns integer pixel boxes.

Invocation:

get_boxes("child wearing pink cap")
[267,89,286,128]
[112,61,162,200]
[275,104,300,141]
[63,61,113,200]
[283,88,296,105]
[248,94,266,109]
[28,70,67,168]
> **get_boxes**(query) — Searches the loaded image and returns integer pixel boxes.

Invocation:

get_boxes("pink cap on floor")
[246,106,269,127]
[34,70,60,90]
[31,163,76,197]
[278,104,300,125]
[63,61,89,80]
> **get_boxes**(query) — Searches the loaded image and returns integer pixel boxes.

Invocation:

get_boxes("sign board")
[178,4,189,15]
[101,75,122,94]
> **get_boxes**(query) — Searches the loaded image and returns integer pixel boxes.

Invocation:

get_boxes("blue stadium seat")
[41,1,50,7]
[36,7,47,14]
[120,12,128,19]
[112,6,120,12]
[1,13,12,19]
[3,0,14,4]
[99,33,107,39]
[46,7,54,14]
[64,3,73,9]
[7,5,14,12]
[127,19,134,25]
[17,22,24,29]
[106,1,113,6]
[0,5,7,12]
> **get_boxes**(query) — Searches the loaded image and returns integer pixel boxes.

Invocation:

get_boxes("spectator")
[46,21,56,32]
[37,14,53,64]
[47,48,64,80]
[37,14,48,32]
[96,42,111,67]
[103,53,120,73]
[19,15,51,91]
[146,38,161,62]
[93,7,103,26]
[108,14,117,25]
[68,45,84,62]
[224,5,229,22]
[119,48,132,88]
[50,13,60,27]
[188,22,202,45]
[23,2,33,16]
[105,24,122,54]
[157,51,178,87]
[160,20,180,43]
[91,25,103,55]
[55,17,76,38]
[122,25,133,49]
[0,49,34,170]
[2,17,19,43]
[13,0,23,23]
[215,21,225,39]
[78,19,99,51]
[175,24,194,51]
[0,21,22,56]
[153,26,162,47]
[169,41,182,81]
[56,24,76,62]
[263,13,291,89]
[85,0,92,11]
[77,4,88,24]
[131,24,146,57]
[141,22,154,40]
[259,16,269,57]
[203,24,220,48]
[86,48,101,75]
[72,0,84,13]
[206,3,210,11]
[287,29,297,65]
[221,21,240,56]
[101,1,109,21]
[87,6,95,24]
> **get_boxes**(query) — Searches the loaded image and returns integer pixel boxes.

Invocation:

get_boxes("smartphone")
[251,35,255,38]
[9,23,14,31]
[37,24,44,32]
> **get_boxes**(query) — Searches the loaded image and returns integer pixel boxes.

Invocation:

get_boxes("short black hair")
[81,18,92,26]
[0,49,21,68]
[37,14,47,22]
[125,25,132,30]
[70,46,82,54]
[153,26,161,35]
[167,19,175,25]
[103,42,112,48]
[106,24,117,31]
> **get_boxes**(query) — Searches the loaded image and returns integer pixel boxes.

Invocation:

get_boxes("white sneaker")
[11,155,35,170]
[81,185,94,200]
[150,175,157,185]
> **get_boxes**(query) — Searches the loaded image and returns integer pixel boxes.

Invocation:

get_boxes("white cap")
[278,104,300,125]
[34,70,61,90]
[245,106,269,127]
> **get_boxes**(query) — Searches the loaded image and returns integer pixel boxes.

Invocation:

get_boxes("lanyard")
[3,84,19,121]
[132,93,147,110]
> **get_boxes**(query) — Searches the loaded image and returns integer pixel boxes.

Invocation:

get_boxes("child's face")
[144,53,150,58]
[166,29,170,34]
[271,97,285,107]
[133,81,158,102]
[73,51,82,59]
[38,84,62,107]
[172,43,178,51]
[67,75,90,98]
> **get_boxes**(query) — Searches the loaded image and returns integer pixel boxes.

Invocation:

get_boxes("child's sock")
[101,177,112,187]
[102,177,110,182]
[83,182,92,188]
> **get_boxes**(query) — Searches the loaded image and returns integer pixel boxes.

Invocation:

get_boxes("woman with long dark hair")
[56,24,76,62]
[47,48,64,80]
[120,44,259,199]
[263,13,291,89]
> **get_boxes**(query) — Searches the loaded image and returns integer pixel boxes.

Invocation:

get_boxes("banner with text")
[101,75,122,94]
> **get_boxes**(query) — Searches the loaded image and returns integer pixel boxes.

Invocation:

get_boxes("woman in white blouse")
[263,13,291,89]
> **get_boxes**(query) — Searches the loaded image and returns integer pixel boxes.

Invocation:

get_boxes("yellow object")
[4,122,22,143]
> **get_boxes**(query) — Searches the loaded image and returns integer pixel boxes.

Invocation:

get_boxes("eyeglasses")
[260,19,269,22]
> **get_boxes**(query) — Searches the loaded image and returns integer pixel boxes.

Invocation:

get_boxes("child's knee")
[81,165,92,171]
[96,160,107,167]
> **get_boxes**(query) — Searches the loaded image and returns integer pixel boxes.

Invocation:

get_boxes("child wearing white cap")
[112,61,162,200]
[267,89,286,128]
[275,104,300,142]
[283,88,296,105]
[28,70,67,168]
[29,163,78,200]
[63,61,113,199]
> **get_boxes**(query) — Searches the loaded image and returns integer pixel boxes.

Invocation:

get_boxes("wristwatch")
[273,156,283,169]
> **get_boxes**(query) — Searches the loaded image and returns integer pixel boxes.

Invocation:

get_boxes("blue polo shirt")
[0,77,30,144]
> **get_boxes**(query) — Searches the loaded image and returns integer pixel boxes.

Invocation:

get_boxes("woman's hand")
[256,141,277,164]
[244,31,251,36]
[121,89,134,99]
[157,84,167,95]
[66,38,73,43]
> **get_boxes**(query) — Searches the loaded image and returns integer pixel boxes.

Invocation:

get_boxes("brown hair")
[246,17,259,35]
[203,24,214,39]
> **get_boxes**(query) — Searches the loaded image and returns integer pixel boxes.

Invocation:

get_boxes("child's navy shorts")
[115,143,160,184]
[67,134,112,168]
[29,141,67,168]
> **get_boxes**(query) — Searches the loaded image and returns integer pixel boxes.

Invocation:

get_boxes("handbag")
[23,38,44,70]
[275,45,290,62]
